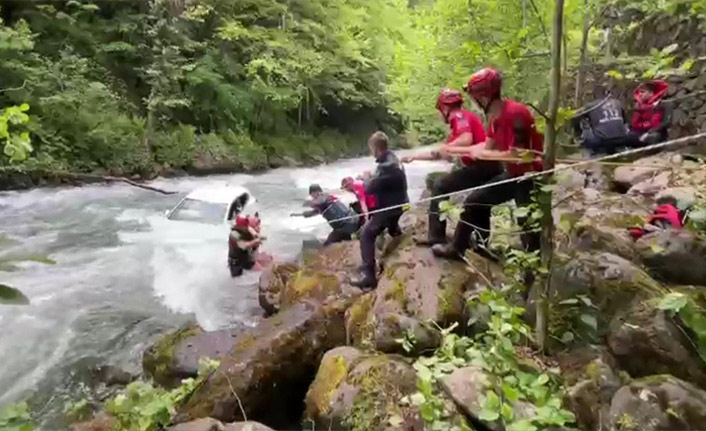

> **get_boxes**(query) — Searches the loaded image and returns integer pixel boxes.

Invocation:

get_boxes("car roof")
[185,186,252,205]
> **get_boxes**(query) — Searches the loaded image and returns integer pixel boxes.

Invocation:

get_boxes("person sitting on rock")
[291,184,359,246]
[628,79,672,147]
[432,68,543,262]
[351,131,409,290]
[402,88,502,246]
[572,85,630,155]
[342,176,375,229]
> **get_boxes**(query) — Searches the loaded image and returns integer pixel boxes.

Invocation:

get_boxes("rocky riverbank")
[73,148,706,431]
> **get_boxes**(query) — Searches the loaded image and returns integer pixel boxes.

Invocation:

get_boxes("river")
[0,151,447,428]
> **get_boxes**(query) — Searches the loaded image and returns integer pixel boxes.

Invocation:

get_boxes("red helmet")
[465,68,502,100]
[234,216,249,228]
[435,88,464,111]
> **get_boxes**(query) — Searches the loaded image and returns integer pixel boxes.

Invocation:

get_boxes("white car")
[165,185,256,225]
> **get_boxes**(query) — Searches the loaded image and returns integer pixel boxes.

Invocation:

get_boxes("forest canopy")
[0,0,702,177]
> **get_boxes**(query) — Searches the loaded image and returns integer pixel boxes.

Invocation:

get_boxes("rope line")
[315,131,706,226]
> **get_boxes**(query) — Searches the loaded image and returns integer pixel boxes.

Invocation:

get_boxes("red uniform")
[487,100,543,176]
[447,109,487,166]
[351,180,376,210]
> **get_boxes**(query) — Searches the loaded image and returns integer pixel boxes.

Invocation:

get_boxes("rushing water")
[0,151,447,428]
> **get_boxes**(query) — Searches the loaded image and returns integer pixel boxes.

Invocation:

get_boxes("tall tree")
[536,0,565,352]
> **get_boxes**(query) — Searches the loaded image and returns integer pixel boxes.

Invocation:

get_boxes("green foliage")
[0,402,34,431]
[658,292,706,362]
[104,357,219,431]
[0,104,32,162]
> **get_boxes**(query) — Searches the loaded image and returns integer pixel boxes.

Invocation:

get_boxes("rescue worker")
[572,85,629,155]
[342,176,376,225]
[228,214,264,277]
[628,79,672,147]
[432,68,543,261]
[291,184,359,246]
[402,88,502,245]
[351,131,409,289]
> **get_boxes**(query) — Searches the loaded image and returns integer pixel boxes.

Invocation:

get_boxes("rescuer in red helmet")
[228,213,264,277]
[402,88,502,246]
[432,68,544,262]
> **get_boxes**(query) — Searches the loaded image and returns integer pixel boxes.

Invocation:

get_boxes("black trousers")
[360,208,403,271]
[428,162,502,240]
[452,172,540,254]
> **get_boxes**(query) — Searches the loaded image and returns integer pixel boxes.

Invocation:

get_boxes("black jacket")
[303,193,358,232]
[364,150,409,210]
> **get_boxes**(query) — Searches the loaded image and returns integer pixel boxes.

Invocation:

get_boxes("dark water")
[0,152,447,429]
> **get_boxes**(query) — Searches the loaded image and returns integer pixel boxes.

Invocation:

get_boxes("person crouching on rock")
[628,79,672,147]
[432,68,543,262]
[351,131,409,290]
[291,184,359,246]
[229,214,264,277]
[402,88,502,246]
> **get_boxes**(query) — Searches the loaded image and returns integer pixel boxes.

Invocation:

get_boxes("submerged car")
[165,185,256,225]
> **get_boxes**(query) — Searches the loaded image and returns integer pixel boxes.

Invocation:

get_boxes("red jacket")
[631,80,669,132]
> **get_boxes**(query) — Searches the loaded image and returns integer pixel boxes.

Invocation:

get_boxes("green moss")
[636,374,672,385]
[281,270,341,307]
[233,333,257,353]
[383,279,409,312]
[143,324,202,387]
[347,294,375,348]
[616,412,637,431]
[306,355,349,417]
[437,270,467,323]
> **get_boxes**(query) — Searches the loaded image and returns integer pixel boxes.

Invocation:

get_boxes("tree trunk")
[575,0,591,105]
[536,0,564,353]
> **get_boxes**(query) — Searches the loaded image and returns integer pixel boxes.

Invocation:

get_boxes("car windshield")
[168,198,227,224]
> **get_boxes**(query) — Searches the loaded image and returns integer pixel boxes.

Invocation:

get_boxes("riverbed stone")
[636,230,706,287]
[607,303,706,389]
[564,355,622,431]
[177,299,348,425]
[143,323,209,387]
[609,375,706,431]
[258,262,299,315]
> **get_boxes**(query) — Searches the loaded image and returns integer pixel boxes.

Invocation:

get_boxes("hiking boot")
[351,267,377,290]
[431,243,464,261]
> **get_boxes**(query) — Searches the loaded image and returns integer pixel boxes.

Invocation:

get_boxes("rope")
[316,131,706,226]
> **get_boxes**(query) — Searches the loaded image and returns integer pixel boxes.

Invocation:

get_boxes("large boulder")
[612,154,678,193]
[258,262,299,315]
[344,234,503,354]
[440,366,534,431]
[304,347,429,431]
[177,299,348,425]
[543,253,666,337]
[609,375,706,431]
[607,303,706,389]
[636,230,706,287]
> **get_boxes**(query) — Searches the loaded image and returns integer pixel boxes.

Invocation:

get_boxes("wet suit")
[426,109,502,244]
[229,226,257,277]
[302,193,359,246]
[446,100,543,257]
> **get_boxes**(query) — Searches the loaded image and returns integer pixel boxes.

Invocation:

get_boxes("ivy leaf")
[502,383,519,402]
[657,292,688,312]
[478,391,500,422]
[580,314,598,331]
[507,419,537,431]
[501,402,514,422]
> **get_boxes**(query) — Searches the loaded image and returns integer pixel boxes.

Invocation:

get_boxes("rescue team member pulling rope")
[432,68,544,261]
[402,89,502,246]
[291,184,359,246]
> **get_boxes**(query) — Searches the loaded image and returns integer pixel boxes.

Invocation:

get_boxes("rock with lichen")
[175,299,349,424]
[609,375,706,431]
[258,262,299,315]
[305,346,467,431]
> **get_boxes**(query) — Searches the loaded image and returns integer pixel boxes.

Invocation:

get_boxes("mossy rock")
[177,300,349,424]
[143,323,203,387]
[258,262,299,315]
[281,270,343,309]
[345,293,376,348]
[305,347,428,431]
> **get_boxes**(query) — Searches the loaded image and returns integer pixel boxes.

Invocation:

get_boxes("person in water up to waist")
[291,184,359,246]
[350,131,409,290]
[228,214,264,277]
[433,67,543,265]
[402,88,502,246]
